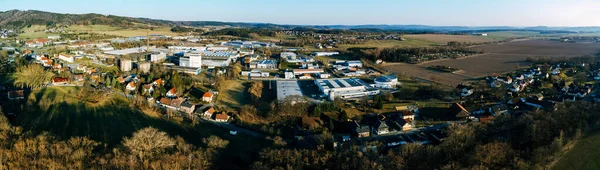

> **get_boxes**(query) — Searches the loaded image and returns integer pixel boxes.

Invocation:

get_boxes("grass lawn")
[215,80,247,109]
[4,86,269,168]
[553,130,600,170]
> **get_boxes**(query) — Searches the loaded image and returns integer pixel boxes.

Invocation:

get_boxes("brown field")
[403,34,500,44]
[385,39,600,85]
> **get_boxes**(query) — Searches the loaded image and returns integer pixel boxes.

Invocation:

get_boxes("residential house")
[72,74,84,82]
[52,77,69,85]
[159,97,184,110]
[126,82,136,91]
[449,103,470,118]
[489,104,509,115]
[7,90,25,100]
[202,107,215,117]
[214,113,229,122]
[202,92,213,103]
[153,78,165,86]
[373,120,390,135]
[400,119,413,131]
[401,111,415,121]
[180,102,196,114]
[143,84,154,94]
[166,88,177,98]
[457,84,473,97]
[356,124,371,138]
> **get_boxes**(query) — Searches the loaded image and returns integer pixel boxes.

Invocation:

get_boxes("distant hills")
[2,10,600,33]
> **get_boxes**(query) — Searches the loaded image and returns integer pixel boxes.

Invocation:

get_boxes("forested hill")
[0,10,169,28]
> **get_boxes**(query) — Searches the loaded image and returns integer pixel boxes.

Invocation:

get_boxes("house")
[7,90,25,100]
[489,104,509,115]
[373,120,390,135]
[478,115,495,123]
[159,97,184,110]
[153,78,165,86]
[449,103,470,118]
[72,74,85,82]
[400,119,413,131]
[356,125,371,138]
[180,102,196,114]
[166,88,177,98]
[214,113,229,122]
[299,74,312,79]
[203,107,215,117]
[126,82,136,91]
[52,77,69,85]
[401,111,415,121]
[143,84,154,94]
[457,85,474,97]
[202,92,213,103]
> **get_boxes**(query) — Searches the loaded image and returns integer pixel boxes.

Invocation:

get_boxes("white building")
[241,70,269,78]
[186,52,203,68]
[346,60,363,68]
[313,51,339,56]
[276,81,303,101]
[149,52,167,63]
[138,62,151,73]
[250,60,277,69]
[121,59,132,72]
[58,53,74,63]
[315,78,380,100]
[284,70,295,79]
[373,75,399,89]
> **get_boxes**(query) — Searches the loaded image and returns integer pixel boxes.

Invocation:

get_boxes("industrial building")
[277,81,303,101]
[249,60,277,69]
[120,59,132,72]
[373,75,399,89]
[312,51,339,56]
[315,78,379,100]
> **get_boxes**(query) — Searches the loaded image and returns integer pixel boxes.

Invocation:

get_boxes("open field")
[403,34,500,44]
[19,24,181,38]
[382,62,470,86]
[386,39,600,84]
[472,39,600,56]
[553,130,600,170]
[215,80,247,109]
[339,39,436,49]
[4,86,269,168]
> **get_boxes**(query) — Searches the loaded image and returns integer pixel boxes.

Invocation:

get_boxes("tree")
[339,110,349,121]
[14,64,55,89]
[122,127,176,163]
[203,136,229,149]
[232,63,242,79]
[213,75,226,92]
[248,81,263,102]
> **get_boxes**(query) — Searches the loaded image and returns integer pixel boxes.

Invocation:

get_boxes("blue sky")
[1,0,599,26]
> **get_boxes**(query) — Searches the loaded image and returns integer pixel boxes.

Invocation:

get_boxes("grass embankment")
[215,80,247,109]
[5,86,269,168]
[553,130,600,170]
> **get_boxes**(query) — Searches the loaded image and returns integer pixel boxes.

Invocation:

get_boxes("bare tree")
[123,127,176,163]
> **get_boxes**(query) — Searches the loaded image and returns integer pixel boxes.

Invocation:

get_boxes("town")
[1,4,600,170]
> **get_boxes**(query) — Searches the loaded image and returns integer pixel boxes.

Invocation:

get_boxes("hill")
[0,10,168,29]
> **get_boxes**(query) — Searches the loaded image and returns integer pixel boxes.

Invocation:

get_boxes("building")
[202,92,214,103]
[284,70,295,79]
[153,78,165,86]
[214,113,230,122]
[58,53,74,63]
[240,70,269,78]
[346,60,363,68]
[52,77,69,85]
[7,90,25,100]
[187,52,202,68]
[277,81,303,101]
[159,97,184,110]
[180,102,196,114]
[356,124,371,138]
[126,82,136,91]
[138,62,151,73]
[315,78,380,100]
[120,59,132,72]
[312,51,339,56]
[293,69,324,75]
[148,52,167,63]
[143,84,154,94]
[166,88,177,98]
[179,57,190,67]
[374,75,399,89]
[373,120,390,135]
[47,35,61,40]
[249,60,277,69]
[203,107,215,117]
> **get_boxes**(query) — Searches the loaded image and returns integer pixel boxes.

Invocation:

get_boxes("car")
[229,130,238,135]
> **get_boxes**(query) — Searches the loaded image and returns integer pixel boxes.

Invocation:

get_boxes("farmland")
[402,34,499,44]
[384,39,600,85]
[18,24,182,39]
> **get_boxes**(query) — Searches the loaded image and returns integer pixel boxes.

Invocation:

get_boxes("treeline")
[341,46,483,64]
[0,110,226,169]
[203,28,276,38]
[170,26,204,33]
[252,102,600,169]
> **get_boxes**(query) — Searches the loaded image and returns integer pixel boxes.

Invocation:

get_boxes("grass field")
[403,34,500,44]
[19,24,182,38]
[215,80,247,109]
[339,39,436,49]
[4,86,269,168]
[553,130,600,170]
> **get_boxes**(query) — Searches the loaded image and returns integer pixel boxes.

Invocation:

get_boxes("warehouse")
[315,78,379,100]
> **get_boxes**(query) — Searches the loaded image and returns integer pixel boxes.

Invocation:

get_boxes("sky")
[1,0,599,26]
